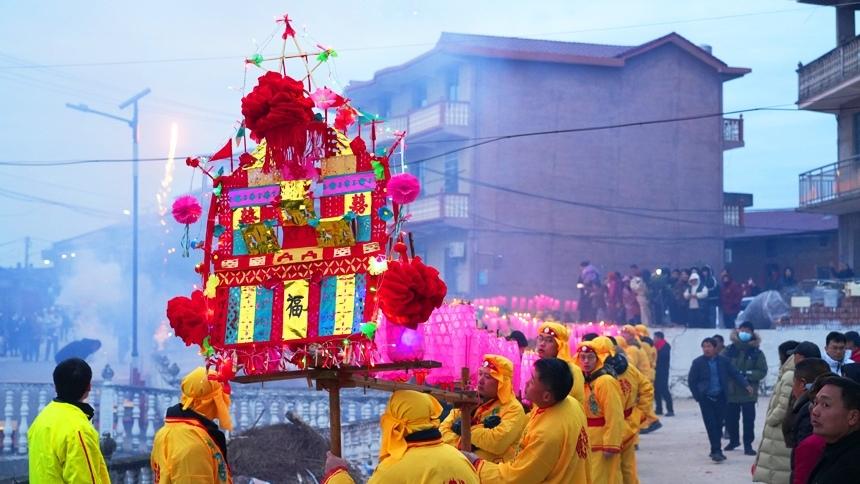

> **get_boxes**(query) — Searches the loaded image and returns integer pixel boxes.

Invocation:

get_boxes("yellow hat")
[482,354,514,404]
[621,324,639,337]
[379,390,443,464]
[180,367,233,431]
[635,324,650,338]
[538,322,572,361]
[577,336,616,369]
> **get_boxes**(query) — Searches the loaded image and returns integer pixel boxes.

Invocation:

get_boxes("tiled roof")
[437,32,634,60]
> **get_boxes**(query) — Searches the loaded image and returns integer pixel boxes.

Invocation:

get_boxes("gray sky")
[0,0,837,266]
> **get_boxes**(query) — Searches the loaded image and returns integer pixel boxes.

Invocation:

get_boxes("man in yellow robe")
[465,358,592,483]
[635,324,657,381]
[605,337,656,484]
[440,354,527,463]
[323,390,478,484]
[577,336,625,484]
[537,321,585,405]
[620,325,653,382]
[151,367,233,483]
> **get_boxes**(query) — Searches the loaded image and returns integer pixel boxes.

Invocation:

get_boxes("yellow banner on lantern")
[282,279,310,340]
[232,206,260,230]
[344,192,371,216]
[334,274,356,335]
[236,285,257,343]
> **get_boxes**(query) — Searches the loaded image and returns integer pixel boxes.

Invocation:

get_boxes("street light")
[67,88,151,384]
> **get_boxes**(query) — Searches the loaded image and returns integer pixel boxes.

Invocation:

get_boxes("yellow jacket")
[616,365,656,445]
[623,344,653,382]
[639,341,657,381]
[476,396,592,483]
[439,398,527,463]
[583,372,625,454]
[565,360,587,407]
[28,400,110,484]
[324,436,479,484]
[151,414,232,484]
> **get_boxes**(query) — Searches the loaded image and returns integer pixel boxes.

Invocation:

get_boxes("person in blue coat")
[688,337,752,462]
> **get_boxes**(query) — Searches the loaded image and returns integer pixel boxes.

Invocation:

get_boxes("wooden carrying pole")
[328,381,342,456]
[457,367,474,451]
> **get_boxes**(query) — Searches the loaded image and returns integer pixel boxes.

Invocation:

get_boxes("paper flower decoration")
[377,243,447,329]
[387,173,421,204]
[334,105,357,132]
[172,195,202,225]
[241,71,315,170]
[310,87,343,110]
[166,290,209,347]
[368,255,388,275]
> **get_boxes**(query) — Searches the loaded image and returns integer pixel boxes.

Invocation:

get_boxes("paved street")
[637,398,768,484]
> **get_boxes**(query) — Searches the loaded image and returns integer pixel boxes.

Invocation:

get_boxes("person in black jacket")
[807,376,860,484]
[653,331,673,416]
[688,337,752,462]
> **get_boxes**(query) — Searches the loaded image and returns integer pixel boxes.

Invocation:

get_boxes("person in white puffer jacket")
[753,340,799,484]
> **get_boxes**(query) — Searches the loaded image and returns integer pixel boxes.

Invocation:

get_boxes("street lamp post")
[67,88,151,384]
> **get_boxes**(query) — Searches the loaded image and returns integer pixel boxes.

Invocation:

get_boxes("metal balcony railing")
[798,35,860,103]
[799,154,860,207]
[379,101,470,140]
[408,193,469,223]
[722,116,744,150]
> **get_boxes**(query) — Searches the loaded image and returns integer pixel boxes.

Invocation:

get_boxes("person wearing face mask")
[845,331,860,364]
[723,322,768,456]
[781,359,832,484]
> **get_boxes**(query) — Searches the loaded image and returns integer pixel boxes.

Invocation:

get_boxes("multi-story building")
[797,1,860,270]
[346,32,749,298]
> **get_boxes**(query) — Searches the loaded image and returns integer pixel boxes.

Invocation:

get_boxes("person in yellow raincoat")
[440,354,527,463]
[151,367,233,484]
[577,336,625,484]
[323,390,478,484]
[537,321,585,406]
[619,325,653,382]
[28,358,111,484]
[465,357,592,483]
[604,336,657,484]
[635,324,657,381]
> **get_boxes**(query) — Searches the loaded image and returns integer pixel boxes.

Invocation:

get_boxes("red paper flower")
[334,106,357,132]
[387,173,421,205]
[166,290,210,347]
[172,195,202,225]
[241,72,315,170]
[378,252,447,329]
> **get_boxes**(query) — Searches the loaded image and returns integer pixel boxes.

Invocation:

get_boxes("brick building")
[797,1,860,271]
[725,209,838,284]
[346,32,749,298]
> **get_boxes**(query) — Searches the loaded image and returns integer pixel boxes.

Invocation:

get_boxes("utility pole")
[67,88,151,385]
[23,236,30,269]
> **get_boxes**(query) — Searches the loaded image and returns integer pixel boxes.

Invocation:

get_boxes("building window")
[446,68,459,101]
[723,205,740,226]
[412,82,427,109]
[410,159,425,195]
[854,112,860,156]
[444,153,459,194]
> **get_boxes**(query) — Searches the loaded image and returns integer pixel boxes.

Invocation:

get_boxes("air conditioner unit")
[447,241,465,258]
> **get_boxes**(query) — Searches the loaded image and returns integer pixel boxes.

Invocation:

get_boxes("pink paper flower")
[387,173,421,205]
[310,87,340,110]
[172,195,203,225]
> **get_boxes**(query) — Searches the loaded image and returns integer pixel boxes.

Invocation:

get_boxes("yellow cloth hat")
[577,336,616,368]
[482,354,514,405]
[635,324,650,338]
[538,322,572,361]
[180,367,233,431]
[379,390,443,464]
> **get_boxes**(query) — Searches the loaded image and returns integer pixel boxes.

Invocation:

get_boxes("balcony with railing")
[378,101,470,141]
[408,193,470,224]
[798,34,860,110]
[722,116,744,150]
[799,155,860,214]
